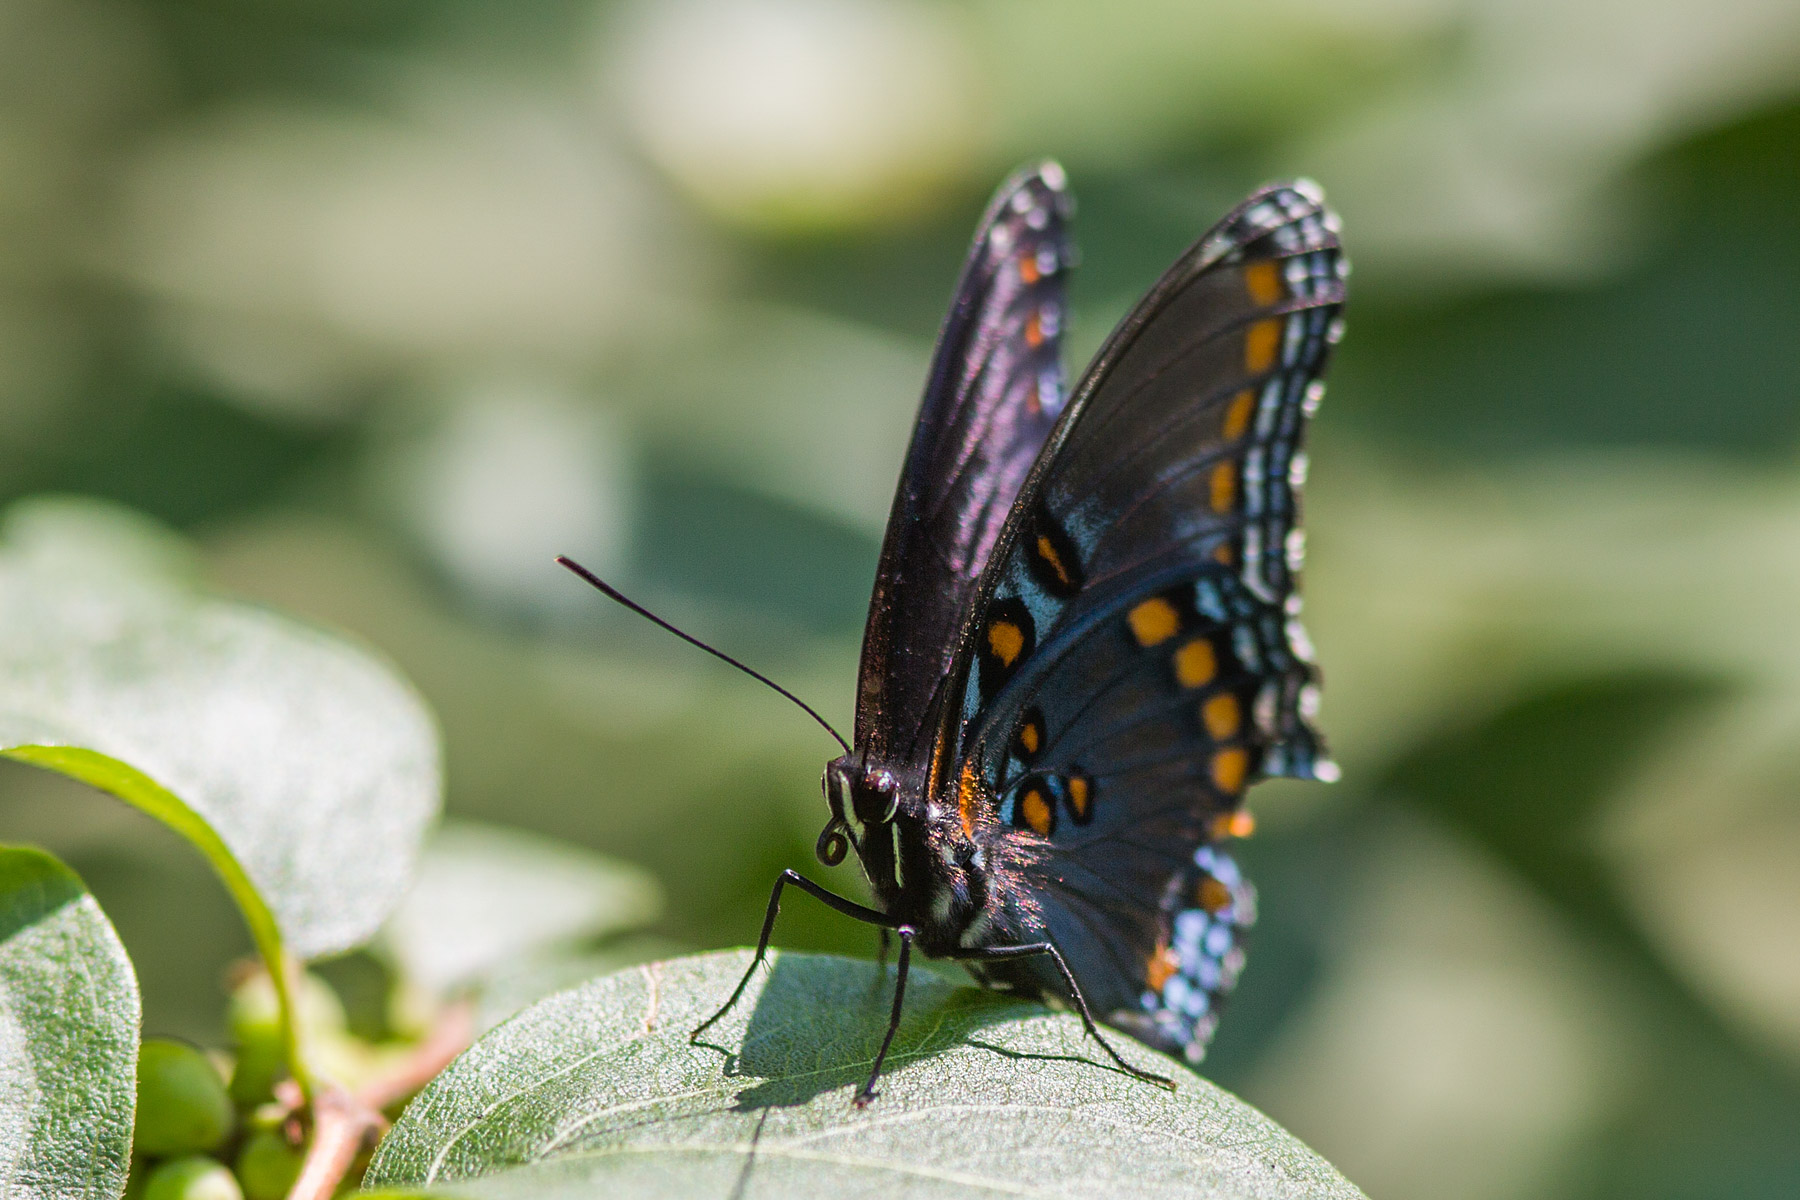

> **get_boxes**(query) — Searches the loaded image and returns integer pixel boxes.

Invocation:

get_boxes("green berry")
[141,1157,243,1200]
[134,1039,234,1157]
[227,1044,283,1111]
[226,976,285,1107]
[226,969,347,1107]
[235,1128,305,1200]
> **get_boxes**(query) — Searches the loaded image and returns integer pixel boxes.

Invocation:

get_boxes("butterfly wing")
[941,182,1346,1062]
[854,163,1074,767]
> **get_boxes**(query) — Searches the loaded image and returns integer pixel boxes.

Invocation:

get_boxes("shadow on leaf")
[697,952,1125,1110]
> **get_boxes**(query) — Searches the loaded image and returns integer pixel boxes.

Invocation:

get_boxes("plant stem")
[283,1001,473,1200]
[272,952,312,1104]
[284,1087,371,1200]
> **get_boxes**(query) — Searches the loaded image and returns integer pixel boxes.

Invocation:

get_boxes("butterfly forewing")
[940,182,1346,1061]
[853,164,1074,768]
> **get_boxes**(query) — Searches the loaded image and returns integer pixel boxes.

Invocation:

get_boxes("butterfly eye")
[852,768,899,827]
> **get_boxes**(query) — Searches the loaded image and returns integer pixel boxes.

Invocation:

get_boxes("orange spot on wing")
[1202,693,1240,739]
[1209,461,1237,514]
[1019,719,1040,756]
[1128,597,1180,646]
[1174,639,1217,688]
[1066,773,1091,821]
[1146,944,1180,992]
[988,620,1025,667]
[1019,253,1040,284]
[1245,319,1282,373]
[1213,542,1236,566]
[958,762,980,838]
[1211,747,1249,794]
[1243,260,1283,306]
[1197,875,1234,915]
[1222,390,1254,440]
[1210,810,1256,841]
[1020,787,1054,836]
[1036,534,1072,587]
[1024,312,1044,348]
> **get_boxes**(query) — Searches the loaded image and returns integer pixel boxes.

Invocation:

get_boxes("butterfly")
[569,162,1345,1105]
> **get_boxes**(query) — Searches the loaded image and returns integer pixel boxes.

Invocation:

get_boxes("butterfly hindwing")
[945,182,1345,1060]
[963,565,1288,1037]
[1113,844,1258,1058]
[853,164,1074,768]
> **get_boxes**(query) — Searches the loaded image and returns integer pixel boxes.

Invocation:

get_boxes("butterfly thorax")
[822,755,1032,956]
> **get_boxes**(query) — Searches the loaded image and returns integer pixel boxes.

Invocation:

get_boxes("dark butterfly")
[568,162,1345,1104]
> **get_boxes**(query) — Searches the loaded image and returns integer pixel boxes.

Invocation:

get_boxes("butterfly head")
[818,757,900,867]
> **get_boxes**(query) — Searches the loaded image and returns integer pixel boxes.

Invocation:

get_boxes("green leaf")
[379,821,664,997]
[366,950,1366,1200]
[4,745,305,1077]
[0,844,140,1200]
[0,496,442,960]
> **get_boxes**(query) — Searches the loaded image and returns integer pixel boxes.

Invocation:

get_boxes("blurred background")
[1,0,1797,1196]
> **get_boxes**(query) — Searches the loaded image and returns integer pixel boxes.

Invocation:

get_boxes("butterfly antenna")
[556,556,852,756]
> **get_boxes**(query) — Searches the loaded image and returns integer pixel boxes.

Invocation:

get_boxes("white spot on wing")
[1288,452,1310,488]
[1302,380,1325,416]
[1299,683,1322,719]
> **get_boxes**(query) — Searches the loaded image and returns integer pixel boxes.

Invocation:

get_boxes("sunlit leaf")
[0,845,139,1200]
[1,743,300,1075]
[0,495,441,960]
[367,950,1366,1199]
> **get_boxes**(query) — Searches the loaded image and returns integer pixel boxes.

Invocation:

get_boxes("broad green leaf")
[379,821,664,997]
[0,495,441,961]
[366,950,1366,1200]
[3,745,300,1072]
[0,844,139,1200]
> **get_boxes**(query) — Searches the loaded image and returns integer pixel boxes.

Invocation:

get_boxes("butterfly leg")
[948,941,1175,1091]
[693,868,896,1041]
[854,925,916,1108]
[876,926,891,970]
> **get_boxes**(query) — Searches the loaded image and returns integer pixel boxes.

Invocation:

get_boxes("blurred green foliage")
[2,1,1798,1197]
